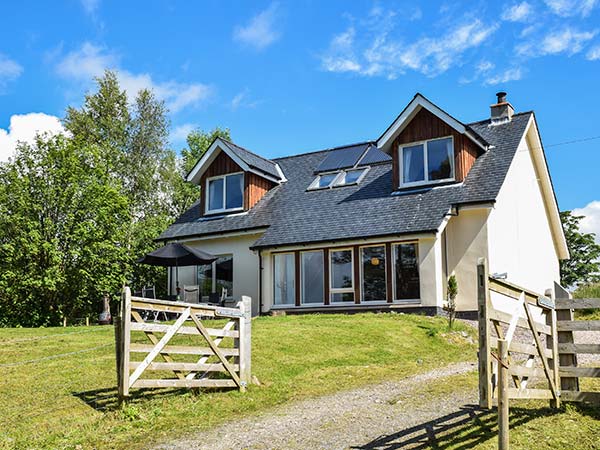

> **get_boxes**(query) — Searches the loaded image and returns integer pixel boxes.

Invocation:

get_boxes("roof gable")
[186,137,285,185]
[377,93,488,153]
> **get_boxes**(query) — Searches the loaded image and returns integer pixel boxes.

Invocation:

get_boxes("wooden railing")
[115,287,251,402]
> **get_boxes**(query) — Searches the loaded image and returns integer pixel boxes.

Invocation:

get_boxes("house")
[158,92,569,317]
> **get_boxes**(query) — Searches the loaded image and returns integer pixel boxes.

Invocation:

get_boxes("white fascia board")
[523,115,569,260]
[186,138,251,184]
[377,94,486,153]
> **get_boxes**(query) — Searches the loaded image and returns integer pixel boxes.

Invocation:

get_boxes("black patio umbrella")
[137,243,217,297]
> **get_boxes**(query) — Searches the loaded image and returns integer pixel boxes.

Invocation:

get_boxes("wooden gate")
[477,259,560,411]
[115,287,251,402]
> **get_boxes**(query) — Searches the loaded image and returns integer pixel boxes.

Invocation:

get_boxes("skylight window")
[308,167,369,190]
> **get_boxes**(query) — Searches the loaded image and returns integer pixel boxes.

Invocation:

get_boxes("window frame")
[307,171,343,190]
[334,167,370,187]
[329,247,355,302]
[359,244,388,303]
[398,136,455,188]
[300,250,325,305]
[272,252,296,306]
[205,172,245,214]
[391,241,421,303]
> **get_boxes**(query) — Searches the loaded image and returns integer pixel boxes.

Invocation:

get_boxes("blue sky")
[0,0,599,236]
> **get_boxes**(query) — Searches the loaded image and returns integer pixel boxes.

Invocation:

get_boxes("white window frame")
[398,136,455,188]
[334,167,370,187]
[359,244,388,303]
[205,172,245,214]
[307,171,343,190]
[300,250,325,305]
[391,241,421,303]
[329,247,355,302]
[273,252,296,306]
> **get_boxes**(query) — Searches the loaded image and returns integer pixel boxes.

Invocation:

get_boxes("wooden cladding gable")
[199,150,276,216]
[392,108,481,187]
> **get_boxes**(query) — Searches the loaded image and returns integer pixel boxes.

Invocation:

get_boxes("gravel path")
[157,361,478,450]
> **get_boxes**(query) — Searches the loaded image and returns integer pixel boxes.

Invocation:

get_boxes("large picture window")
[330,249,354,302]
[301,251,324,304]
[197,255,234,299]
[206,172,244,213]
[399,137,453,187]
[361,245,387,301]
[393,243,420,301]
[274,253,295,305]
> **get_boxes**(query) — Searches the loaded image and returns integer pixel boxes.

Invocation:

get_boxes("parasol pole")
[175,258,181,301]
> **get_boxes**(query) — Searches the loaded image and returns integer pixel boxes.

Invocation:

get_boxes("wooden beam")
[132,379,237,389]
[129,361,239,372]
[130,322,239,338]
[506,388,554,400]
[477,258,492,409]
[129,344,239,357]
[557,343,600,354]
[490,337,552,358]
[557,320,600,331]
[554,298,600,310]
[555,282,579,393]
[559,367,600,378]
[120,287,132,400]
[489,309,552,335]
[560,390,600,403]
[498,339,509,450]
[185,320,237,381]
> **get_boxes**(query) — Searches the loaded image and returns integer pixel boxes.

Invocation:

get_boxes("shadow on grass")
[72,386,192,411]
[350,404,565,450]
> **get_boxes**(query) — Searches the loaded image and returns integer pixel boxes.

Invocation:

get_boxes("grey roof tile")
[158,112,533,248]
[221,139,281,179]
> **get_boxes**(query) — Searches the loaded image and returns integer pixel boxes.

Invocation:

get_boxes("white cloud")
[80,0,100,15]
[55,43,212,113]
[544,0,598,17]
[517,27,597,57]
[0,54,23,90]
[233,3,280,50]
[0,113,64,162]
[170,123,196,144]
[587,45,600,59]
[484,67,523,85]
[502,2,533,21]
[572,200,600,245]
[320,14,498,79]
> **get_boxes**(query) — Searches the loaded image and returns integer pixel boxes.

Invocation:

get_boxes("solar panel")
[358,145,392,165]
[315,143,370,172]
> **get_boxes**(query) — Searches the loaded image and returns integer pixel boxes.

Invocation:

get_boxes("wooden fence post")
[238,296,252,388]
[114,316,122,395]
[498,339,510,450]
[478,258,492,409]
[554,282,579,393]
[119,287,132,403]
[545,289,561,408]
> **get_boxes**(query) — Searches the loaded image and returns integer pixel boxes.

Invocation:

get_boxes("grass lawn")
[0,313,477,449]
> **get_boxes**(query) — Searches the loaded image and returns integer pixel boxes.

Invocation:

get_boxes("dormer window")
[206,172,244,214]
[399,136,454,188]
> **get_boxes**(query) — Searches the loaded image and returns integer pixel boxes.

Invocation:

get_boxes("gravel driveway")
[156,361,479,450]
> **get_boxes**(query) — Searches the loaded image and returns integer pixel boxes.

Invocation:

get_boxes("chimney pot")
[490,91,514,125]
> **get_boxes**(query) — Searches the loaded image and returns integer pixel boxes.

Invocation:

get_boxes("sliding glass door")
[361,245,387,301]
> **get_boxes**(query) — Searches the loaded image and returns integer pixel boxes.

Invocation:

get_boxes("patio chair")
[183,285,200,304]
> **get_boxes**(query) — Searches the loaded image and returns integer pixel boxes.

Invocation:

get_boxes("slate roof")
[220,138,281,179]
[158,112,532,248]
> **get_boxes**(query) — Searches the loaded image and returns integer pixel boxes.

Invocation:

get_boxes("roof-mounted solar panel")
[357,145,392,165]
[315,143,370,173]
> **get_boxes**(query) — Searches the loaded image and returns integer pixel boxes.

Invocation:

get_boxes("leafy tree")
[560,210,600,287]
[181,127,230,173]
[0,135,128,326]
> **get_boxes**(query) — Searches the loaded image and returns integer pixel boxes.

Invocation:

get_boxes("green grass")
[385,372,600,449]
[0,313,476,449]
[574,282,600,320]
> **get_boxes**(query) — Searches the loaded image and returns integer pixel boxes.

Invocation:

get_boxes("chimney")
[490,91,514,125]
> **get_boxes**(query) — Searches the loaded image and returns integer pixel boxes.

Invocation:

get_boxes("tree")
[560,210,600,287]
[0,135,128,326]
[444,274,458,329]
[181,127,230,173]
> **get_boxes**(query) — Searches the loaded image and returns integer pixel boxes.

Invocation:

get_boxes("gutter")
[258,249,263,315]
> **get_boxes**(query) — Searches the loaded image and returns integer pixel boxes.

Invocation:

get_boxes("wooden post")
[554,282,579,393]
[498,339,510,450]
[114,316,122,394]
[545,289,561,408]
[119,287,132,403]
[63,316,67,327]
[478,258,492,409]
[238,296,252,388]
[86,316,90,327]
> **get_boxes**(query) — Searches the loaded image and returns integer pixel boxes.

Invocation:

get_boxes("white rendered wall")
[486,127,561,298]
[445,208,491,311]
